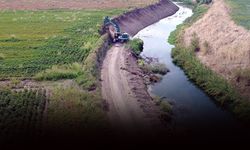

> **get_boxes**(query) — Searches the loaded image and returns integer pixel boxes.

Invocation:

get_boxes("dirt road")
[101,44,162,130]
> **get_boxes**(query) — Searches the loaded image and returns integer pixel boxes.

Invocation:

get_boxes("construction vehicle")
[103,16,130,43]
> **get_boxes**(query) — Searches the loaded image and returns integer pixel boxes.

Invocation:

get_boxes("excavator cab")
[103,16,130,43]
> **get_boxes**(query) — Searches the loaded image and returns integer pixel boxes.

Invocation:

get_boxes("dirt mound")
[0,0,158,10]
[183,0,250,99]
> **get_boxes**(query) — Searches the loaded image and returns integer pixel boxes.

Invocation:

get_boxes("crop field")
[0,8,124,140]
[226,0,250,30]
[0,9,123,78]
[0,89,47,139]
[0,0,157,10]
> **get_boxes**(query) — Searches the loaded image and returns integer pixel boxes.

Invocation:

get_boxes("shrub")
[196,0,212,4]
[190,33,200,52]
[154,97,172,113]
[149,63,169,75]
[128,38,144,56]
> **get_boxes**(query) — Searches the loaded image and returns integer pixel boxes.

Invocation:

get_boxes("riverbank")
[169,1,250,122]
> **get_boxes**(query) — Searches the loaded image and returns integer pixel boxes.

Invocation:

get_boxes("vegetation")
[154,96,172,113]
[35,62,83,81]
[128,38,144,56]
[0,9,123,79]
[226,0,250,30]
[0,88,47,139]
[77,34,109,90]
[138,59,169,75]
[169,4,250,122]
[0,9,121,139]
[173,0,212,6]
[234,69,250,81]
[46,87,107,134]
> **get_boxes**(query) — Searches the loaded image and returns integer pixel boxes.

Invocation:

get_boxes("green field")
[0,9,123,78]
[0,9,124,139]
[226,0,250,30]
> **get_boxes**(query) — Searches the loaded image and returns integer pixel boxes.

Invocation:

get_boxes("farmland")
[0,8,126,141]
[0,0,157,10]
[0,9,123,78]
[0,89,47,140]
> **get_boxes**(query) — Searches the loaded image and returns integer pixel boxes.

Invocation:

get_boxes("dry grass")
[0,0,158,10]
[183,0,250,100]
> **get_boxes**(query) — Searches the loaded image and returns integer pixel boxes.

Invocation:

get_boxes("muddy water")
[134,4,246,138]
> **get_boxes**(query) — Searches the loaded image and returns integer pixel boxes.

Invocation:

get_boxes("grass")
[226,0,250,30]
[46,87,107,134]
[34,62,83,81]
[169,4,250,122]
[234,69,250,81]
[0,9,124,79]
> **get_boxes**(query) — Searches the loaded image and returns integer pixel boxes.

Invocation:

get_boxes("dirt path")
[101,44,162,130]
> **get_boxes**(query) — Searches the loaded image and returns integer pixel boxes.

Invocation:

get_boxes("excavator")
[103,16,130,43]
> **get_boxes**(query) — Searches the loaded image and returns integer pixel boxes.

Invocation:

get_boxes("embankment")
[113,0,179,36]
[183,0,250,99]
[169,1,250,122]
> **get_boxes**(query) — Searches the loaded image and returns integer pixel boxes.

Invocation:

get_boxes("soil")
[0,0,158,10]
[113,0,179,36]
[101,44,163,131]
[183,0,250,100]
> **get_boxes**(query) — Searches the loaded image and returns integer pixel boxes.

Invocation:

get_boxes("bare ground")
[183,0,250,100]
[0,0,157,10]
[101,44,163,131]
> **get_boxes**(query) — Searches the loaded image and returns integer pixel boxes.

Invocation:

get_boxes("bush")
[148,63,169,75]
[196,0,212,4]
[128,38,144,56]
[154,97,172,113]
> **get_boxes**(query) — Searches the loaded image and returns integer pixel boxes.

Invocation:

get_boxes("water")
[134,4,246,137]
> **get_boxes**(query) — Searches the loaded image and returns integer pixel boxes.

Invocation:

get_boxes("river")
[134,3,246,139]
